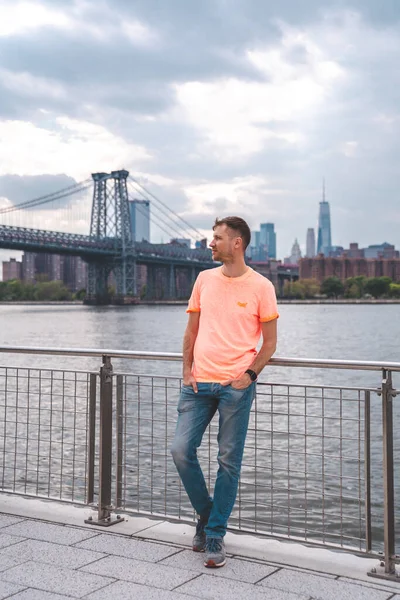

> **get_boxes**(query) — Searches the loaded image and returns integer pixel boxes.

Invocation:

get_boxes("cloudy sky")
[0,0,399,264]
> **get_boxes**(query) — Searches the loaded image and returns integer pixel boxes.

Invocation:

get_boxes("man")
[171,216,278,568]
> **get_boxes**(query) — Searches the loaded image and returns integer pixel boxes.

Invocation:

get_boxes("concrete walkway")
[0,495,399,600]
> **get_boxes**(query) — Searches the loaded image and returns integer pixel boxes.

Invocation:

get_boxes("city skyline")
[0,0,399,266]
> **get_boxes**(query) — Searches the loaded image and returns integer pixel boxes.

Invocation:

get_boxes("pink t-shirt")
[187,266,279,383]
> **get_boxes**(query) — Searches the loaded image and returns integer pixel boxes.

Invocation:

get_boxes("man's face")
[209,224,239,263]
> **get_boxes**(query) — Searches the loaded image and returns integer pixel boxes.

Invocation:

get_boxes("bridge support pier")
[85,262,112,305]
[113,255,137,304]
[168,265,176,299]
[146,265,156,300]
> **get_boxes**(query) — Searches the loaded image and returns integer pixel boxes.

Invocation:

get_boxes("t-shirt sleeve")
[186,274,201,313]
[259,280,279,322]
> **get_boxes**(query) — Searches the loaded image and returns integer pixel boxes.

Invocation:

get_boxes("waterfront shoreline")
[1,298,400,306]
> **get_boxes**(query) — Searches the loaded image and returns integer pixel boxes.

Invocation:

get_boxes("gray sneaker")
[204,537,226,568]
[192,519,207,552]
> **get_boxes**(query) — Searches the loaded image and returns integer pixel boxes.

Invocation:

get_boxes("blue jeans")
[171,382,255,538]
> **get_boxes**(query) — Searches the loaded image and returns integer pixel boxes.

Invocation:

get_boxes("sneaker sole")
[204,558,226,568]
[192,546,205,553]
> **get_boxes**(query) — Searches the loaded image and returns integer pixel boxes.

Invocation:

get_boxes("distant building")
[22,253,35,282]
[317,181,332,256]
[63,256,88,291]
[35,253,62,281]
[285,238,302,265]
[299,256,400,283]
[328,246,344,258]
[306,228,315,258]
[345,243,364,258]
[19,252,88,292]
[364,243,399,259]
[128,198,150,242]
[171,238,191,248]
[260,223,276,259]
[2,258,22,281]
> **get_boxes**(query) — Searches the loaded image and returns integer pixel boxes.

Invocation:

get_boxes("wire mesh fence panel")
[117,374,194,519]
[0,366,92,503]
[233,383,377,551]
[115,372,388,552]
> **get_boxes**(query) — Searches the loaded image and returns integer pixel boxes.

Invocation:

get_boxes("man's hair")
[213,216,251,251]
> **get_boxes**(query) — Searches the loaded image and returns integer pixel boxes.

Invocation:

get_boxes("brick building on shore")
[300,255,400,283]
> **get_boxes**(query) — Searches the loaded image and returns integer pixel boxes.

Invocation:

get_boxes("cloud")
[0,117,151,180]
[0,0,399,260]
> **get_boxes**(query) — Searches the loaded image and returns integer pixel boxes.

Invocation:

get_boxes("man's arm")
[230,318,277,389]
[182,311,200,392]
[247,318,277,375]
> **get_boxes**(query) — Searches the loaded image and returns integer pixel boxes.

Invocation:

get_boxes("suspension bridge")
[0,170,214,304]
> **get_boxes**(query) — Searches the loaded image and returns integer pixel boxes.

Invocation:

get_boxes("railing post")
[369,369,398,581]
[85,355,124,527]
[116,374,124,509]
[86,373,97,505]
[364,390,372,552]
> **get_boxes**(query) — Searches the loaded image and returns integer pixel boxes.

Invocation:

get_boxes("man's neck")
[221,260,248,278]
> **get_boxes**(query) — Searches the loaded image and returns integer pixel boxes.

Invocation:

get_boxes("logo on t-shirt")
[237,302,247,308]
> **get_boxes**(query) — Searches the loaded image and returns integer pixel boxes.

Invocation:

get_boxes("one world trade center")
[317,180,332,256]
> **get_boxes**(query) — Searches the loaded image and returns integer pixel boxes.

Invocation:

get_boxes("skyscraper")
[259,223,276,259]
[306,228,316,257]
[317,181,332,256]
[128,199,150,242]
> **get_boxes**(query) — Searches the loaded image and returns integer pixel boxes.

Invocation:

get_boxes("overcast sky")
[0,0,399,263]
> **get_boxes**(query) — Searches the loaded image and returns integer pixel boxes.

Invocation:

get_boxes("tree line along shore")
[1,275,400,302]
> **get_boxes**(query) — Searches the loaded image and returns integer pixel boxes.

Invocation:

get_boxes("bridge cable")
[127,180,193,241]
[127,181,195,242]
[128,176,206,240]
[131,199,191,243]
[0,179,92,215]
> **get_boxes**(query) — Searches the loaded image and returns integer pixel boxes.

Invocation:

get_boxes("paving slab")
[0,579,26,599]
[3,520,98,545]
[160,549,278,582]
[0,493,163,535]
[0,513,25,528]
[0,538,107,569]
[81,554,199,590]
[85,579,199,600]
[10,590,73,599]
[75,533,179,561]
[338,576,400,593]
[259,569,393,600]
[177,573,309,600]
[1,560,115,599]
[0,554,27,572]
[0,532,25,549]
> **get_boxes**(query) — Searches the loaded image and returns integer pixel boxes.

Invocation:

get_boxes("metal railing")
[0,345,398,581]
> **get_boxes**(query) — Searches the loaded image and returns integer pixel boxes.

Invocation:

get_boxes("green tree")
[320,277,344,298]
[73,288,86,301]
[389,283,400,298]
[301,278,320,298]
[34,281,71,301]
[344,276,366,298]
[364,277,392,299]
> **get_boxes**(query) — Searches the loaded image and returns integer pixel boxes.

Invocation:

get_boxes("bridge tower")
[86,170,137,304]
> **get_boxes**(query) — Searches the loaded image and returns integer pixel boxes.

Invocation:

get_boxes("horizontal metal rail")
[1,345,400,372]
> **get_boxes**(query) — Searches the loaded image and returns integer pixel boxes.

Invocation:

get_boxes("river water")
[0,303,399,551]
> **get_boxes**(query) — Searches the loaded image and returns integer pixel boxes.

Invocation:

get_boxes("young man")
[171,216,278,568]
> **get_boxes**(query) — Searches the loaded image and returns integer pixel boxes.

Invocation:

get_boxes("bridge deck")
[0,495,397,600]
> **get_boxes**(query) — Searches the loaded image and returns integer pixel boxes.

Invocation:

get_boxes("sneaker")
[204,537,226,568]
[192,519,207,552]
